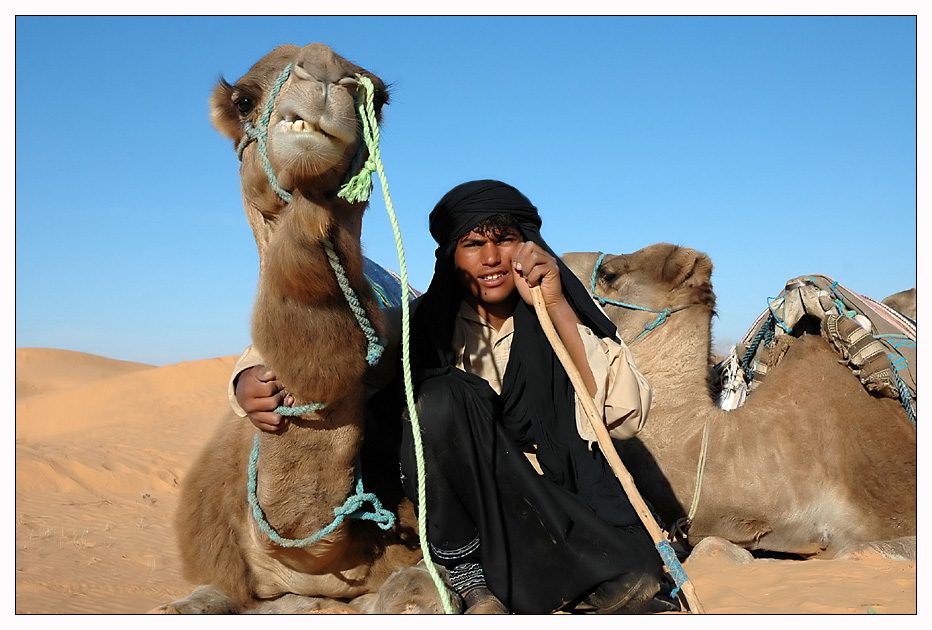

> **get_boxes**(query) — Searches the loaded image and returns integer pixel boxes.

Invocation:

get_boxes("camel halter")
[590,253,692,343]
[238,65,457,614]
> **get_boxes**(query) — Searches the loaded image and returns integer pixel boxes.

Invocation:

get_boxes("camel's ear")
[209,77,247,144]
[661,247,716,307]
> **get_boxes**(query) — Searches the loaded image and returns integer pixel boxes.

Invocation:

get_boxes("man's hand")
[234,365,295,432]
[512,241,598,397]
[511,241,564,309]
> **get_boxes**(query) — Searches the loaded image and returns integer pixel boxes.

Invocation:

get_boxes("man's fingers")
[245,374,283,400]
[251,366,278,383]
[242,390,287,414]
[250,411,288,433]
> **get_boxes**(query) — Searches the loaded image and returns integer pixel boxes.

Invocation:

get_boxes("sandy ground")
[14,348,918,616]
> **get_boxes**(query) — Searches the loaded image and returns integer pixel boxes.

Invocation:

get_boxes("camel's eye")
[601,272,619,286]
[234,96,255,117]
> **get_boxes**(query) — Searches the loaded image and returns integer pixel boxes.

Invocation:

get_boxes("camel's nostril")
[292,62,316,82]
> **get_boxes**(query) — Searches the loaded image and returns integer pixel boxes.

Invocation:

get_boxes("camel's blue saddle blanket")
[364,257,421,308]
[714,275,916,424]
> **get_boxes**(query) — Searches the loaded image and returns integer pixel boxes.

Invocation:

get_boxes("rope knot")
[335,484,396,530]
[338,75,382,204]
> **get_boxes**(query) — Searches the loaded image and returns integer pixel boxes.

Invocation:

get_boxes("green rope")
[339,75,457,615]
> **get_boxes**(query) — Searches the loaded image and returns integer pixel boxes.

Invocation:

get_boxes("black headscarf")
[410,179,638,528]
[414,180,616,363]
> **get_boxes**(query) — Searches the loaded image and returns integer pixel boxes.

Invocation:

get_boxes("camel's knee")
[832,536,917,562]
[246,594,356,614]
[148,584,239,614]
[351,562,462,614]
[687,536,754,565]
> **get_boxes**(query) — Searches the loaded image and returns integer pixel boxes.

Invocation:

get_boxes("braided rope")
[276,402,326,416]
[589,253,690,343]
[247,435,395,548]
[236,64,294,204]
[337,75,456,614]
[739,314,776,383]
[322,239,385,366]
[893,368,917,426]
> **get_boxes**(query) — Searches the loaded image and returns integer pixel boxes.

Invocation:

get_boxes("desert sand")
[14,347,917,616]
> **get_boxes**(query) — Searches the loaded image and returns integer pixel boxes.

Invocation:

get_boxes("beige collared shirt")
[451,301,651,443]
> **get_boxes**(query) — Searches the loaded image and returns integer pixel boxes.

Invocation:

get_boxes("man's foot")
[462,587,509,614]
[574,571,663,614]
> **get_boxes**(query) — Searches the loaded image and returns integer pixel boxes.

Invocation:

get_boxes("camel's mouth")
[280,116,334,140]
[268,111,357,180]
[279,116,341,142]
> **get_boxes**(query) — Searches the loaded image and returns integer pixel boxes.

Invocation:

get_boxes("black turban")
[415,179,616,365]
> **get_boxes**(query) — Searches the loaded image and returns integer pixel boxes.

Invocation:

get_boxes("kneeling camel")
[563,244,916,559]
[153,43,454,614]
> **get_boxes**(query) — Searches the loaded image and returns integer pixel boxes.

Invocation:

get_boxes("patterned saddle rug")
[714,274,916,424]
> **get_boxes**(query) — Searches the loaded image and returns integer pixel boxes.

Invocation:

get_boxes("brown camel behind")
[882,287,917,320]
[153,43,454,614]
[562,245,916,559]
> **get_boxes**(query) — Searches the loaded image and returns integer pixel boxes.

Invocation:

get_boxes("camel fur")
[562,244,916,559]
[152,43,456,614]
[882,287,917,321]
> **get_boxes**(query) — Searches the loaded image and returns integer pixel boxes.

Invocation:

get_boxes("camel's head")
[564,243,715,344]
[210,43,388,233]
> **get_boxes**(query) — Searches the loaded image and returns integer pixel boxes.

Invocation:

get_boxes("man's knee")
[415,374,470,438]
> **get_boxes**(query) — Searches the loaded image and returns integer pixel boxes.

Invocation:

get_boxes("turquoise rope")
[322,239,385,366]
[766,295,791,332]
[589,253,690,343]
[890,359,917,426]
[338,75,457,615]
[236,64,294,204]
[247,435,395,548]
[876,334,916,348]
[276,402,326,416]
[235,65,395,544]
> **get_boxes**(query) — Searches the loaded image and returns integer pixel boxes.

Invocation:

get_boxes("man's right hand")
[234,365,295,433]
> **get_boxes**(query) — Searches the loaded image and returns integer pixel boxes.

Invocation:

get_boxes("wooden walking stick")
[529,285,705,614]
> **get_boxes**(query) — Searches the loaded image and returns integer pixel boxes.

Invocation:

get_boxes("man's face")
[454,226,524,311]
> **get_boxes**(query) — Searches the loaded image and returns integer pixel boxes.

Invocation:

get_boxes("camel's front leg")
[246,594,358,614]
[148,584,239,614]
[349,562,463,614]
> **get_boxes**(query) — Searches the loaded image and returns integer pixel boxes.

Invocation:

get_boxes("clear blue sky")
[15,15,918,366]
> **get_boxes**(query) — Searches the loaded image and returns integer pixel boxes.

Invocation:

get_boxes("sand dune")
[16,348,155,400]
[14,348,917,614]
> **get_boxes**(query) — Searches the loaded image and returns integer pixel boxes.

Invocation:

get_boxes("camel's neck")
[251,195,378,408]
[630,307,718,423]
[246,194,378,548]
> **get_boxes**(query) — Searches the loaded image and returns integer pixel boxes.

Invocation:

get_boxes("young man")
[232,180,673,614]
